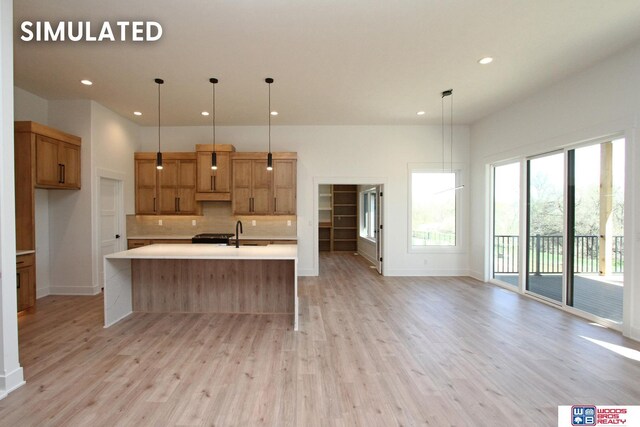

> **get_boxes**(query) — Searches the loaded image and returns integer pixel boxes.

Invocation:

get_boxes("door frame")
[94,169,126,291]
[312,177,388,277]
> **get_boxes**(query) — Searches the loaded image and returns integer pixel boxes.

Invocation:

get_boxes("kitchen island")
[104,244,298,330]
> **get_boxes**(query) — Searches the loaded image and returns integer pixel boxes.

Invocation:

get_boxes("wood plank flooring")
[1,252,639,426]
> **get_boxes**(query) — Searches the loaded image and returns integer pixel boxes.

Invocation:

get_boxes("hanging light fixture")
[265,77,274,171]
[155,78,164,170]
[440,89,464,191]
[210,77,218,170]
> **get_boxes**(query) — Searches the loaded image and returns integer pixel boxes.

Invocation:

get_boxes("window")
[410,171,457,248]
[360,188,376,240]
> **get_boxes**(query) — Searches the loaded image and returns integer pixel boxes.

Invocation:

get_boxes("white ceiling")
[13,0,640,126]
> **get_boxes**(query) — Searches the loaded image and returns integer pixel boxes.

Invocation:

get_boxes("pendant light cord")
[441,96,444,172]
[157,82,161,152]
[268,81,271,153]
[450,91,453,173]
[212,80,216,152]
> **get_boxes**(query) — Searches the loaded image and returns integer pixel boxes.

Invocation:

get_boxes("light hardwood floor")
[1,252,639,426]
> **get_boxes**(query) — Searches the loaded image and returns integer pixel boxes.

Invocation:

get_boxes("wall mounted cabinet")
[134,152,198,215]
[195,144,235,201]
[231,153,297,215]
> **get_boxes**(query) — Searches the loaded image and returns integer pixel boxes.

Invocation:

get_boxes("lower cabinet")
[16,254,36,312]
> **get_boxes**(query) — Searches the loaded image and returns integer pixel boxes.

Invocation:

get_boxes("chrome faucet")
[235,220,243,248]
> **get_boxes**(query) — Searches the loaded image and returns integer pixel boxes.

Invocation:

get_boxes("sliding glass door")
[492,162,520,286]
[568,140,624,323]
[526,152,565,303]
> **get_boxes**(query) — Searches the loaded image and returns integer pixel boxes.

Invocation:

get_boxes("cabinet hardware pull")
[178,198,181,212]
[175,197,178,212]
[213,176,216,191]
[153,197,156,212]
[274,197,277,212]
[63,164,66,183]
[211,175,214,191]
[58,164,63,183]
[17,272,20,289]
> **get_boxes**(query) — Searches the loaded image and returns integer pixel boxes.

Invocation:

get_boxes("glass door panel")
[492,162,520,286]
[526,153,564,302]
[569,139,624,323]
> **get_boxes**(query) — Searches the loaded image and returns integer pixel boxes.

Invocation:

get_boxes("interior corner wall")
[469,41,640,340]
[47,100,98,295]
[138,124,471,276]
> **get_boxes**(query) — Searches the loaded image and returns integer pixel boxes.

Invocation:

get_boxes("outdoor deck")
[494,274,623,323]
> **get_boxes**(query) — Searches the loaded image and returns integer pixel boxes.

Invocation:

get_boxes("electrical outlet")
[252,220,256,226]
[158,219,163,226]
[287,220,291,226]
[192,219,196,226]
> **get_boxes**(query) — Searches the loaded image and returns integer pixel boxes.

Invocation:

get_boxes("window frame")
[359,187,377,242]
[408,166,464,254]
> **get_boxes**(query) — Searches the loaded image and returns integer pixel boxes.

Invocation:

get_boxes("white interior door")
[376,184,383,274]
[99,177,122,289]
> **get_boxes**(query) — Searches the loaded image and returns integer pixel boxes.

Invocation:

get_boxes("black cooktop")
[192,233,234,244]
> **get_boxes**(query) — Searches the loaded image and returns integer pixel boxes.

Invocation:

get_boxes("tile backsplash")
[127,202,297,237]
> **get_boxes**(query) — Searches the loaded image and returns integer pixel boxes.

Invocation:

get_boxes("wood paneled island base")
[104,244,298,330]
[132,258,295,314]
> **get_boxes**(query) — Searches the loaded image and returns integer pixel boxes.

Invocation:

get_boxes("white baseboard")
[383,268,471,277]
[49,284,101,296]
[469,270,486,282]
[358,250,377,266]
[0,367,25,400]
[36,287,50,299]
[298,268,316,277]
[628,326,640,343]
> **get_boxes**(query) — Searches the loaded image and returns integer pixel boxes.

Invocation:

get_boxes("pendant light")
[155,78,164,170]
[265,77,274,171]
[441,89,464,191]
[210,77,218,170]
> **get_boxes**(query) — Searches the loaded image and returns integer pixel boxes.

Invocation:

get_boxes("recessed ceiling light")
[478,57,494,65]
[80,79,93,86]
[417,111,425,116]
[270,111,278,116]
[133,111,142,116]
[201,111,210,116]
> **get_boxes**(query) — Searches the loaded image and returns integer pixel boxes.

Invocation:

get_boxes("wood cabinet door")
[135,159,158,214]
[35,135,61,187]
[197,151,231,193]
[59,142,81,188]
[158,160,179,214]
[252,160,272,214]
[273,159,296,214]
[196,151,214,192]
[177,159,197,214]
[213,152,231,192]
[17,265,35,312]
[232,159,252,214]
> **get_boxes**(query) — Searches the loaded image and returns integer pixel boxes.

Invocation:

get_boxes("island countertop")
[106,243,297,260]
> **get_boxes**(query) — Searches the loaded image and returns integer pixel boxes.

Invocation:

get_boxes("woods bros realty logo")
[20,21,162,42]
[558,405,640,426]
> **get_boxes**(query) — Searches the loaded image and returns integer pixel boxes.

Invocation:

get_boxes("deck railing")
[493,235,624,274]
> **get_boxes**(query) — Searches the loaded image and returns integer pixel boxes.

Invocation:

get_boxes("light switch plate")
[192,219,196,226]
[287,220,292,226]
[252,220,256,226]
[158,219,163,226]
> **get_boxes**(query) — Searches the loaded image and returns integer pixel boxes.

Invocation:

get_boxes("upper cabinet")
[195,144,235,201]
[16,121,82,190]
[15,121,82,250]
[231,153,297,215]
[134,152,198,215]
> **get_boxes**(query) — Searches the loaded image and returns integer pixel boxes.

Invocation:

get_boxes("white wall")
[0,0,24,398]
[13,87,47,123]
[47,100,98,295]
[469,41,640,340]
[139,124,471,276]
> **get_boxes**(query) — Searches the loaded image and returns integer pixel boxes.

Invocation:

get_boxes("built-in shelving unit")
[331,184,358,251]
[318,184,332,251]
